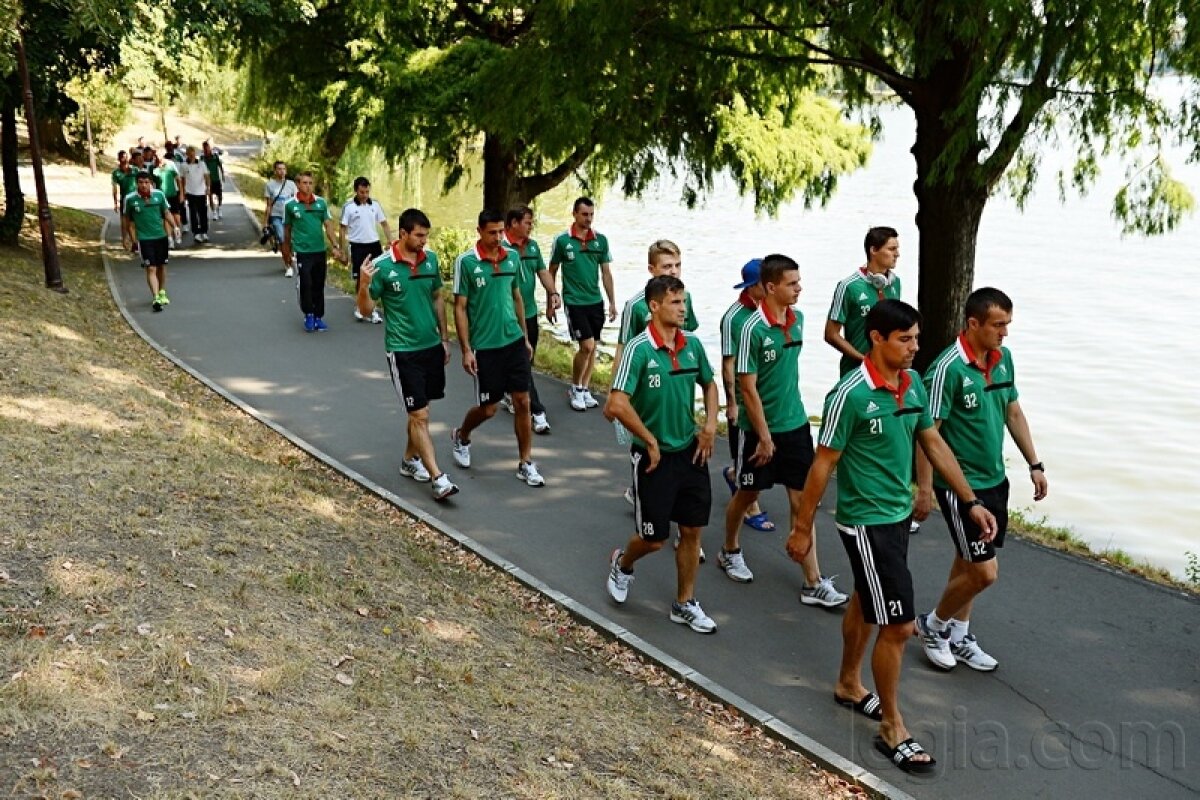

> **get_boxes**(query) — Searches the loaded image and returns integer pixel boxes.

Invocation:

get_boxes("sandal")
[834,691,883,721]
[873,735,937,774]
[722,465,738,496]
[743,511,775,532]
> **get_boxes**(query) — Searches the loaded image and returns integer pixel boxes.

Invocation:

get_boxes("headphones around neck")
[862,268,894,290]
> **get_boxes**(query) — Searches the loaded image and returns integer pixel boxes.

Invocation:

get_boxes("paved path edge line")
[98,213,914,800]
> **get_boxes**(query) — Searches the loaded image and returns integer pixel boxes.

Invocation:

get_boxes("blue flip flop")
[743,511,775,532]
[722,465,738,496]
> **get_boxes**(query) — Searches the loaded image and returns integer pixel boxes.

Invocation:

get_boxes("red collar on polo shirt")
[475,242,507,274]
[760,301,797,343]
[391,241,427,276]
[295,192,316,207]
[958,333,1001,384]
[503,233,527,256]
[859,266,888,300]
[137,187,152,199]
[647,322,687,371]
[863,356,913,409]
[738,290,757,309]
[569,224,596,243]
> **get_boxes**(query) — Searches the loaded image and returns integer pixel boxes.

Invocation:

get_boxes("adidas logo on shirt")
[473,266,483,274]
[998,364,1008,375]
[866,401,879,413]
[858,292,868,301]
[963,376,974,387]
[647,359,659,368]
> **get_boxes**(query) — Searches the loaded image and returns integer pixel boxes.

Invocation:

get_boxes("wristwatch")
[1029,462,1045,473]
[965,498,985,510]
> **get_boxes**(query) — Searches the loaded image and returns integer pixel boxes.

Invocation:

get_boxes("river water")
[368,97,1200,579]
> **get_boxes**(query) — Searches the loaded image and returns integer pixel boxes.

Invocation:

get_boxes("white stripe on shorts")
[943,488,970,558]
[630,450,643,535]
[839,523,887,624]
[386,353,406,407]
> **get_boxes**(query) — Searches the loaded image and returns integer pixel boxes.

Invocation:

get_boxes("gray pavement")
[95,174,1197,799]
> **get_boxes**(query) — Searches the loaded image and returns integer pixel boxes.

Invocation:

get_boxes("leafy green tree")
[684,1,1199,364]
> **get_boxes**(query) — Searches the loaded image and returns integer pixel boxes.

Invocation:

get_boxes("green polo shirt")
[719,293,759,409]
[124,190,169,240]
[617,290,698,344]
[504,235,547,318]
[925,336,1019,490]
[202,152,223,182]
[112,165,139,198]
[613,326,714,453]
[818,360,933,525]
[452,244,524,350]
[734,305,807,432]
[154,162,179,197]
[369,244,444,352]
[828,269,903,375]
[550,227,611,306]
[283,196,332,254]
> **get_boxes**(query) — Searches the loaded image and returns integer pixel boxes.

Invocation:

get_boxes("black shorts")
[937,478,1009,562]
[630,440,711,542]
[838,520,915,625]
[474,337,531,406]
[387,345,446,413]
[138,237,169,267]
[210,180,222,198]
[167,196,184,217]
[350,241,383,280]
[566,302,605,342]
[733,425,813,492]
[727,423,741,463]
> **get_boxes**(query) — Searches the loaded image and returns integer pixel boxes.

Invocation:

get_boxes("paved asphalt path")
[94,171,1197,799]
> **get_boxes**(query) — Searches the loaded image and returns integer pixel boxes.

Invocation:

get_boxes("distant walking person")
[111,150,139,251]
[125,173,179,312]
[179,146,210,243]
[913,287,1047,673]
[202,141,225,219]
[281,171,344,332]
[339,176,392,324]
[501,205,559,434]
[358,208,458,501]
[449,209,544,487]
[604,275,720,634]
[825,226,903,376]
[549,197,616,412]
[720,254,848,607]
[262,160,298,276]
[786,299,996,775]
[153,149,183,246]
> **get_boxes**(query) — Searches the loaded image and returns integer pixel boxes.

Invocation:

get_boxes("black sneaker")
[152,301,162,312]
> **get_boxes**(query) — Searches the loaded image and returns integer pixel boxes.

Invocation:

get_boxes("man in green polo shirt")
[501,205,560,434]
[718,255,848,607]
[124,173,179,312]
[153,154,183,246]
[604,275,720,634]
[549,197,616,412]
[358,208,459,502]
[787,299,995,775]
[201,141,225,219]
[112,150,139,252]
[913,287,1047,673]
[282,171,344,332]
[825,226,903,376]
[449,209,544,487]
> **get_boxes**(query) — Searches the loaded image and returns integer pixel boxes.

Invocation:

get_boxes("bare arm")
[536,268,561,313]
[601,262,616,321]
[824,318,863,362]
[454,295,476,375]
[1006,400,1048,501]
[786,445,842,562]
[917,426,999,540]
[603,390,660,471]
[695,379,719,465]
[721,356,737,421]
[737,372,774,465]
[914,419,942,521]
[324,218,344,262]
[434,287,450,364]
[546,262,560,323]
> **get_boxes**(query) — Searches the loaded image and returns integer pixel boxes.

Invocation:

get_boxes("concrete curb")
[99,204,915,800]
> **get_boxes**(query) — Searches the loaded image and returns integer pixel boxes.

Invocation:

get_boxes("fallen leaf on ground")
[355,607,369,617]
[136,623,153,636]
[134,709,156,722]
[224,627,234,638]
[332,654,354,668]
[334,672,353,686]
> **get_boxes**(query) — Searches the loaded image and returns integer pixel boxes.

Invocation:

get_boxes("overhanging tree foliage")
[682,1,1200,365]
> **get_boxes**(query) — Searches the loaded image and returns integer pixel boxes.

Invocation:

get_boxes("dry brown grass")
[0,206,852,798]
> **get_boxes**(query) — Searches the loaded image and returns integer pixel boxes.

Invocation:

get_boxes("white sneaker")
[569,386,587,412]
[623,485,635,506]
[717,549,754,583]
[672,531,706,563]
[952,634,998,671]
[354,309,367,322]
[670,599,716,634]
[916,613,957,670]
[173,230,182,246]
[910,519,921,534]
[399,456,431,483]
[800,575,850,607]
[532,412,550,434]
[216,209,222,219]
[284,266,295,278]
[431,473,459,501]
[499,394,514,414]
[516,461,545,487]
[368,309,383,324]
[581,388,599,408]
[450,428,471,468]
[606,548,632,603]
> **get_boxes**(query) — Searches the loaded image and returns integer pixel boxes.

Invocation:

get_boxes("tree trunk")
[316,117,355,196]
[35,115,75,157]
[909,106,987,373]
[482,132,520,212]
[0,94,23,246]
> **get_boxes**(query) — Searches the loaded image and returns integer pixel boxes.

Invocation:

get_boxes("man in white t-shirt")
[262,160,299,276]
[339,176,393,323]
[178,146,211,244]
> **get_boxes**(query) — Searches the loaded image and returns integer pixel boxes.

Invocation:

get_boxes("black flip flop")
[874,735,937,774]
[834,691,883,721]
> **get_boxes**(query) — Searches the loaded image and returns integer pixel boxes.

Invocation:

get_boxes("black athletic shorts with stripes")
[138,237,169,267]
[733,424,813,492]
[937,478,1009,562]
[629,439,711,542]
[474,337,531,406]
[387,344,446,412]
[566,302,605,342]
[837,519,915,625]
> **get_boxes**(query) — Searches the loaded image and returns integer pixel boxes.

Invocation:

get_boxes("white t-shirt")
[340,199,387,244]
[264,178,298,219]
[180,160,209,197]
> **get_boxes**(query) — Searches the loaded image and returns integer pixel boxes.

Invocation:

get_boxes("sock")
[722,547,741,555]
[927,610,950,633]
[948,618,969,645]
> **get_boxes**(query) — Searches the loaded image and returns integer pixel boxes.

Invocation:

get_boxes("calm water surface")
[370,101,1200,578]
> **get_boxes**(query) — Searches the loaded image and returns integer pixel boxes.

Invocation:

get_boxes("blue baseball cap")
[733,258,762,289]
